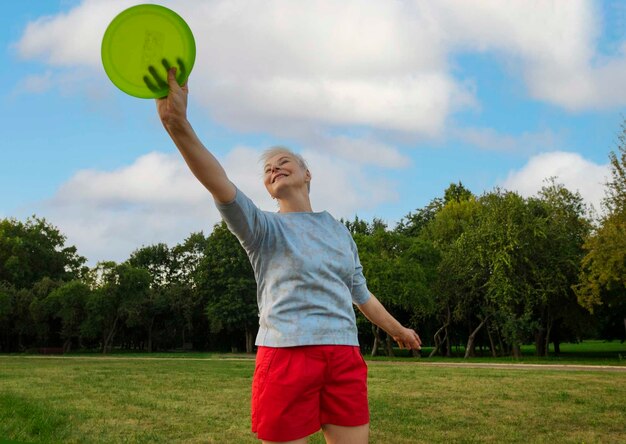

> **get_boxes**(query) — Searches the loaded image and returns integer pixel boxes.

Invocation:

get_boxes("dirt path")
[3,355,626,372]
[368,360,626,372]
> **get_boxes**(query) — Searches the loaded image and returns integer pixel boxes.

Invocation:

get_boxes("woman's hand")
[392,327,422,350]
[357,294,423,350]
[153,61,189,131]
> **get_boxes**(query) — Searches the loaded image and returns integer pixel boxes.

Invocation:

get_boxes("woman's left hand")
[393,327,422,350]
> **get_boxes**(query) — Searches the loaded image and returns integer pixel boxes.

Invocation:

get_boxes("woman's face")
[263,153,311,198]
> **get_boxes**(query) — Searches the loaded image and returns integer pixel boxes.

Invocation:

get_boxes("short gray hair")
[260,146,308,170]
[260,146,311,192]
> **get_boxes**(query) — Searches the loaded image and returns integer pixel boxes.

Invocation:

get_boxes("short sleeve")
[215,187,267,251]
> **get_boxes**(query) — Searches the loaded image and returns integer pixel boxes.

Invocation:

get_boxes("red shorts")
[251,345,369,442]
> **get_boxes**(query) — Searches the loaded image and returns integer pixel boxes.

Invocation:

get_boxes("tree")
[575,120,626,339]
[533,180,592,355]
[170,233,210,349]
[354,222,431,356]
[29,277,62,347]
[127,244,175,351]
[395,198,444,238]
[12,288,36,351]
[0,282,14,351]
[476,190,541,358]
[47,280,91,352]
[197,222,257,353]
[444,181,473,204]
[0,216,86,289]
[424,196,481,357]
[82,262,151,353]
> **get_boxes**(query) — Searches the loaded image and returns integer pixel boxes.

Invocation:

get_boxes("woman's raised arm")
[156,67,236,204]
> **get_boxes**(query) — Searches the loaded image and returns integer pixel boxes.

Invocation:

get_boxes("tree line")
[1,123,624,357]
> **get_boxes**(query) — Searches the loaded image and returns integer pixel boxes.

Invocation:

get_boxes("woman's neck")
[277,191,313,213]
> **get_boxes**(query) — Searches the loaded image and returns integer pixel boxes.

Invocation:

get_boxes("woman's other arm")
[357,294,422,350]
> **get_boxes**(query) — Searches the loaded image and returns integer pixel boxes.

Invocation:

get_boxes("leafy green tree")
[127,243,175,351]
[575,121,626,339]
[197,222,257,353]
[82,262,151,353]
[128,243,172,286]
[12,288,36,351]
[395,198,444,238]
[444,181,473,204]
[170,233,210,348]
[343,215,372,236]
[533,180,592,355]
[0,216,86,289]
[0,282,14,351]
[425,196,481,357]
[355,222,431,356]
[46,280,91,352]
[172,232,209,286]
[29,277,62,347]
[475,190,541,358]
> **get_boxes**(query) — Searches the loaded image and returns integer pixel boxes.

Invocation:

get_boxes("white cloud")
[42,152,214,264]
[501,151,609,212]
[38,149,396,264]
[299,133,410,168]
[15,0,138,67]
[13,0,626,154]
[428,0,626,111]
[10,0,466,141]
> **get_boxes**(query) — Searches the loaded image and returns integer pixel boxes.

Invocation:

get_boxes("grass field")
[1,351,625,443]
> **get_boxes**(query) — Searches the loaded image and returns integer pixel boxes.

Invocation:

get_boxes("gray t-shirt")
[216,187,371,347]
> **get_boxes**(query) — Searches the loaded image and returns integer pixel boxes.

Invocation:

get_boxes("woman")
[156,67,421,444]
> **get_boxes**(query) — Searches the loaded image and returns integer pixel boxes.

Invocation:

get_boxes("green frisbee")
[101,4,196,99]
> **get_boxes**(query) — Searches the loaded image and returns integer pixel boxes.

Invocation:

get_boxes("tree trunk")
[148,318,154,353]
[464,316,490,359]
[466,326,476,358]
[245,327,254,354]
[429,322,449,358]
[535,330,546,357]
[495,324,507,356]
[486,322,497,357]
[371,326,382,357]
[102,316,119,354]
[430,306,452,358]
[63,338,71,354]
[544,320,553,357]
[511,343,521,359]
[385,334,395,357]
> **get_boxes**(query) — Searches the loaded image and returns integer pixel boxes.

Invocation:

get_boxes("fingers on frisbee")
[176,57,187,83]
[142,58,187,96]
[143,75,158,93]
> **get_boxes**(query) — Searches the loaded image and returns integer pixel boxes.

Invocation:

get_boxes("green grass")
[1,355,625,443]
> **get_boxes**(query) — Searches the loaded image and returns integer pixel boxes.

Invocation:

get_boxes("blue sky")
[2,0,625,265]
